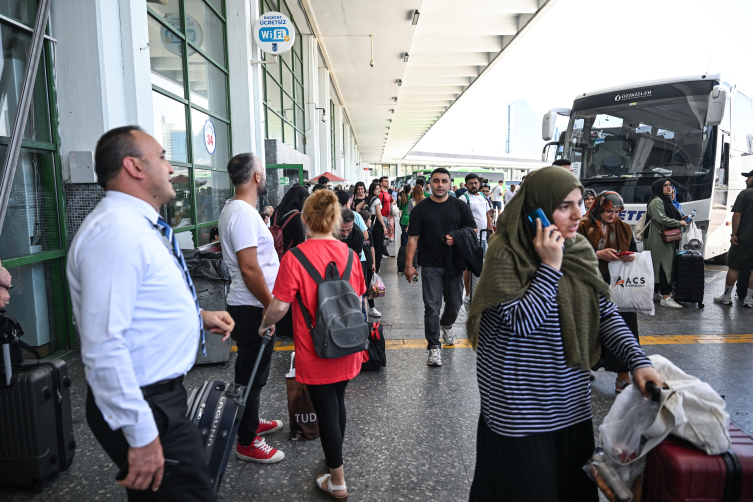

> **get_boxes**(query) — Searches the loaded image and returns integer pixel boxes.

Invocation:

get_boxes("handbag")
[285,352,319,441]
[649,215,682,244]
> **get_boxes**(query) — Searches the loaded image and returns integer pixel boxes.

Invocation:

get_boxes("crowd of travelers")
[56,125,753,501]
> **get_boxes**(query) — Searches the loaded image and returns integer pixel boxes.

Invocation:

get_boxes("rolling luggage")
[362,322,386,371]
[396,245,417,275]
[673,250,705,308]
[186,330,273,495]
[0,360,76,485]
[643,423,753,501]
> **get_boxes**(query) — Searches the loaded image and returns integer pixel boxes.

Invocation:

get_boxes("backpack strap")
[463,193,470,205]
[290,247,324,285]
[279,210,299,230]
[342,249,353,281]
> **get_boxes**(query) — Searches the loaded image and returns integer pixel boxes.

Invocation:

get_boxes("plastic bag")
[584,383,662,501]
[607,251,655,315]
[682,221,703,250]
[368,272,386,299]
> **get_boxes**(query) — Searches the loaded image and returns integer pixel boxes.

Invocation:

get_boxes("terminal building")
[0,0,558,355]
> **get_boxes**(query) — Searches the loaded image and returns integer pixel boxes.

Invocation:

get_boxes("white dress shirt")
[67,191,200,448]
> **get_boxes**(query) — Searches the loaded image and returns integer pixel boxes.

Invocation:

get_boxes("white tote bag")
[607,251,655,315]
[681,221,703,249]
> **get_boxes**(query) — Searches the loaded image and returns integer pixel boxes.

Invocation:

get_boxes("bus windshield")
[564,80,717,204]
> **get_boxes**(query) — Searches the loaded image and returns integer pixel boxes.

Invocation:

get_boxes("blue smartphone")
[526,208,552,233]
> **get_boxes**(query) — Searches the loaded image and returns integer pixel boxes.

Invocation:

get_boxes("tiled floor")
[3,237,753,501]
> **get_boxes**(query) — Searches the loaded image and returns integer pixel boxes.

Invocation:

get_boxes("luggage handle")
[234,330,273,415]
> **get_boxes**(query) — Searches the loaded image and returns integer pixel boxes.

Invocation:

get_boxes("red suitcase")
[643,424,753,502]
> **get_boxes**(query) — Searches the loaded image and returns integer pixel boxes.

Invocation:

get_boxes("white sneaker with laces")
[714,294,733,305]
[369,307,382,317]
[441,326,456,345]
[660,297,683,309]
[653,293,663,302]
[744,297,753,308]
[427,348,442,366]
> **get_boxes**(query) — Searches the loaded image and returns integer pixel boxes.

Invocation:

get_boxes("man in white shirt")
[68,126,234,499]
[490,180,504,216]
[504,184,517,206]
[460,173,494,302]
[219,153,285,464]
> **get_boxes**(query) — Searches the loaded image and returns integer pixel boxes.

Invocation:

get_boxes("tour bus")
[541,74,751,262]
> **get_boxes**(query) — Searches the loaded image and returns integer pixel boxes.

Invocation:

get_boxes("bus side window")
[733,92,753,152]
[721,96,732,133]
[720,142,730,186]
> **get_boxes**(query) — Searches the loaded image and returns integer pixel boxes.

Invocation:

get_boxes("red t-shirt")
[273,239,367,385]
[379,190,392,217]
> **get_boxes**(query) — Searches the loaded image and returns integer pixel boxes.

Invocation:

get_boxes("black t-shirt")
[407,196,476,268]
[732,187,753,243]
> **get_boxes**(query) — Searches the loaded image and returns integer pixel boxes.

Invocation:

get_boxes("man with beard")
[461,173,494,304]
[218,153,285,464]
[714,170,753,307]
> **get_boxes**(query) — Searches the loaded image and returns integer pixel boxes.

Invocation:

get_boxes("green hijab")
[467,166,610,371]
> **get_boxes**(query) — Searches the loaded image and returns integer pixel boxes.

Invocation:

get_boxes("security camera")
[370,60,374,67]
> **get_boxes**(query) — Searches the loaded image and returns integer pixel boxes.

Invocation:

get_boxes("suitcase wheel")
[699,302,704,308]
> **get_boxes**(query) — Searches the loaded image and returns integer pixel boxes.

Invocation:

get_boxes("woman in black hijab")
[643,178,687,308]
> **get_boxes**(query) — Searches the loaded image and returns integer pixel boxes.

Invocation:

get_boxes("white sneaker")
[660,297,683,309]
[369,307,382,317]
[427,348,442,366]
[744,297,753,308]
[714,294,733,305]
[441,326,456,345]
[653,293,663,302]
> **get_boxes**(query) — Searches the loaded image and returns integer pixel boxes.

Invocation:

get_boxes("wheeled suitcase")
[643,423,753,501]
[0,360,76,485]
[186,331,272,495]
[673,250,705,307]
[362,322,386,371]
[396,245,417,275]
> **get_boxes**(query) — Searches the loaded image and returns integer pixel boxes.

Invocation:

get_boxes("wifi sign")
[253,12,296,55]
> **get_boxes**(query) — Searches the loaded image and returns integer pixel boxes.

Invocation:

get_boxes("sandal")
[315,474,348,501]
[615,378,631,395]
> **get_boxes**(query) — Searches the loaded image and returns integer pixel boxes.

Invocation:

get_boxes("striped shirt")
[476,264,651,437]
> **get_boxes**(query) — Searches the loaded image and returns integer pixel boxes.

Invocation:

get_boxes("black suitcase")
[396,245,417,274]
[362,322,386,371]
[186,331,272,495]
[0,360,76,485]
[673,250,705,307]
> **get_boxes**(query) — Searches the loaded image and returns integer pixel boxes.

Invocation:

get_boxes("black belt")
[141,375,184,398]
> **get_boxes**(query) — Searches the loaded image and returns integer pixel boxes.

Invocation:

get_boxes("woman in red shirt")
[259,189,366,501]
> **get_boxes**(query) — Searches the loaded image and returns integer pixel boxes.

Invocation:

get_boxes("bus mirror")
[542,108,571,140]
[706,86,728,126]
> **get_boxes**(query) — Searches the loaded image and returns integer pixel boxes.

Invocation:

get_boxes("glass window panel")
[282,92,293,124]
[284,122,294,147]
[295,81,304,105]
[265,73,281,116]
[281,42,293,69]
[161,166,192,229]
[281,62,293,99]
[174,228,195,249]
[0,0,36,24]
[205,0,224,15]
[197,225,219,246]
[0,148,61,260]
[184,0,226,66]
[295,104,303,130]
[148,15,185,97]
[194,169,231,223]
[296,130,305,153]
[152,91,188,162]
[3,260,68,350]
[734,93,753,152]
[267,109,282,142]
[191,108,229,168]
[263,0,275,14]
[189,52,228,117]
[0,24,51,142]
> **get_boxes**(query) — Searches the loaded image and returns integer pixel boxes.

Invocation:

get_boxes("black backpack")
[291,247,369,359]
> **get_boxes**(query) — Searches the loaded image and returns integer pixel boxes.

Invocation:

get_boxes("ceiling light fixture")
[392,97,398,103]
[397,79,402,86]
[412,10,420,25]
[389,109,395,113]
[403,53,409,63]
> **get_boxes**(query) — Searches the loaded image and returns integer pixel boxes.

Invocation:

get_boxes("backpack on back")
[270,210,299,259]
[634,211,650,242]
[291,247,369,359]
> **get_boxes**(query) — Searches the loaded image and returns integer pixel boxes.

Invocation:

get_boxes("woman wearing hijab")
[583,188,596,213]
[578,191,641,394]
[644,178,687,309]
[467,166,662,501]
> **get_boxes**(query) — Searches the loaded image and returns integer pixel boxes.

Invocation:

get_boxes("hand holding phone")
[532,217,564,271]
[616,251,634,257]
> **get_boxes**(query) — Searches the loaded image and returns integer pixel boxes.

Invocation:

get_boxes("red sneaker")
[236,436,285,463]
[256,418,283,436]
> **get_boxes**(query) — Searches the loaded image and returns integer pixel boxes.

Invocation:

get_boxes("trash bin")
[185,250,232,364]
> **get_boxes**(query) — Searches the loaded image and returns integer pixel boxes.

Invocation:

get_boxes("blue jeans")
[400,224,409,247]
[421,267,464,349]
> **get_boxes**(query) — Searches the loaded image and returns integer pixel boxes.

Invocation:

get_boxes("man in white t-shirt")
[504,184,517,206]
[461,173,494,303]
[218,153,285,465]
[491,180,504,210]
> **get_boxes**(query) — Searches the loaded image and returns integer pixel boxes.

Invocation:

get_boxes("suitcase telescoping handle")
[2,343,10,386]
[645,381,661,403]
[234,330,273,415]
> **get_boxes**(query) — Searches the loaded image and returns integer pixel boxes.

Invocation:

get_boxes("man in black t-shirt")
[405,168,476,367]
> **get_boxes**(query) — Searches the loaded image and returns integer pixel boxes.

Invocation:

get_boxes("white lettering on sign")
[614,90,652,102]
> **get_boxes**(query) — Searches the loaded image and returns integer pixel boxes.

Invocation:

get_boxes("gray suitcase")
[0,360,76,485]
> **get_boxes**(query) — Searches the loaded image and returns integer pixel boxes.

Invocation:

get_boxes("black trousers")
[307,380,349,469]
[86,387,214,502]
[469,415,598,502]
[655,265,672,296]
[363,262,374,308]
[373,224,385,273]
[227,305,276,446]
